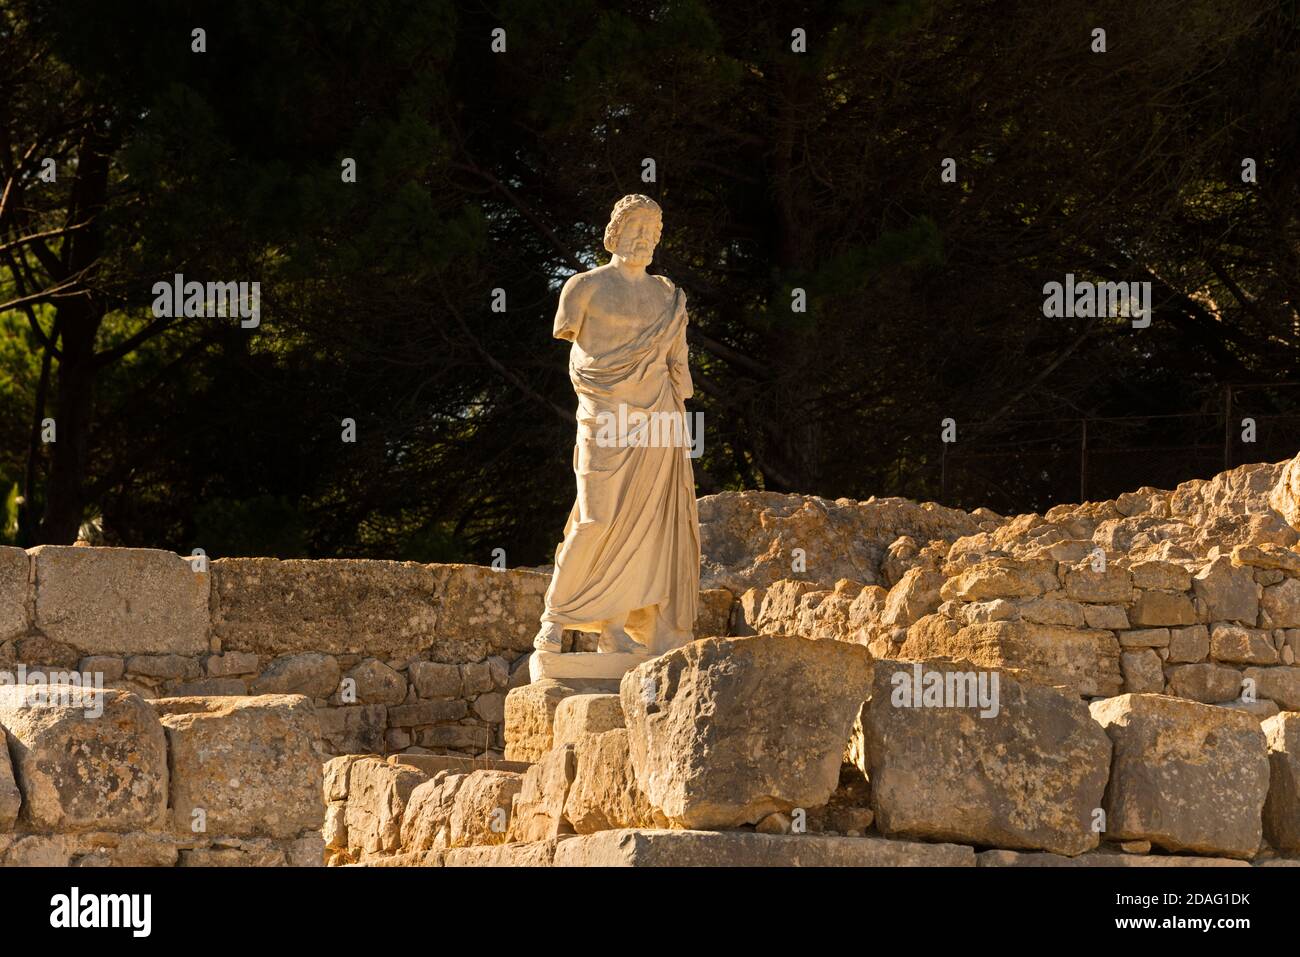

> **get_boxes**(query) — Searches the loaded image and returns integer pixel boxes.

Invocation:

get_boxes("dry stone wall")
[0,546,733,759]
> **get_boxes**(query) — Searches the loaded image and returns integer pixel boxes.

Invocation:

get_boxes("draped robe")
[540,271,699,653]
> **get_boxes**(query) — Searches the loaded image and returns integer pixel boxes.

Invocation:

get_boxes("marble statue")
[531,195,700,671]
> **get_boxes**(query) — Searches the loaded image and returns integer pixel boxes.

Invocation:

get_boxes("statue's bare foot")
[533,621,564,653]
[598,624,641,654]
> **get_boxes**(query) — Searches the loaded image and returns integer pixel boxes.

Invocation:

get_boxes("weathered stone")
[447,770,524,847]
[1166,664,1243,703]
[125,653,201,680]
[504,679,584,762]
[0,686,167,831]
[344,757,428,857]
[940,559,1058,601]
[485,655,510,690]
[28,546,209,656]
[324,802,347,850]
[1019,596,1086,628]
[977,848,1249,867]
[287,834,326,867]
[472,692,506,723]
[1261,578,1300,628]
[1083,604,1130,630]
[418,725,494,751]
[342,658,406,706]
[699,490,981,593]
[250,652,341,698]
[1262,713,1300,851]
[388,699,467,727]
[169,677,246,696]
[0,726,20,830]
[900,618,1122,698]
[211,557,548,660]
[408,661,462,699]
[205,651,259,677]
[1233,543,1300,575]
[552,693,624,748]
[694,588,734,638]
[323,754,363,802]
[152,694,323,839]
[1243,666,1300,710]
[1118,628,1170,649]
[179,839,288,867]
[317,704,387,754]
[1089,694,1269,858]
[883,566,945,627]
[510,744,576,842]
[1130,560,1192,591]
[621,635,873,829]
[387,752,529,777]
[565,728,663,834]
[1130,590,1197,627]
[78,656,124,682]
[1193,557,1259,625]
[461,661,494,696]
[1121,650,1164,693]
[443,839,559,867]
[553,829,976,867]
[0,547,29,642]
[1210,623,1278,665]
[1063,565,1134,603]
[1269,453,1300,531]
[1168,625,1209,663]
[865,662,1110,856]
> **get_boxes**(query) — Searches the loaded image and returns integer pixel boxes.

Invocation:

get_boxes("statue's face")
[612,208,662,267]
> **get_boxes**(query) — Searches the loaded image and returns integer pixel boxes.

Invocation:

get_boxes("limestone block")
[1210,623,1278,665]
[1130,560,1192,591]
[900,618,1121,697]
[1018,596,1085,628]
[205,651,259,677]
[509,744,576,842]
[552,829,976,867]
[250,652,341,698]
[1083,604,1130,630]
[1118,628,1170,649]
[126,654,201,680]
[344,757,428,857]
[1261,578,1300,628]
[409,661,462,698]
[620,635,873,829]
[0,726,20,830]
[565,728,663,833]
[0,686,167,831]
[552,693,624,748]
[169,677,246,696]
[1232,543,1300,576]
[461,661,494,696]
[1262,713,1300,851]
[400,773,464,852]
[0,546,30,642]
[504,679,586,762]
[153,694,323,839]
[1166,664,1243,703]
[1089,693,1269,858]
[430,563,550,659]
[1062,565,1134,603]
[1120,650,1164,693]
[472,692,506,723]
[341,658,406,706]
[1244,666,1300,710]
[1168,625,1209,663]
[317,704,387,754]
[78,656,125,681]
[178,838,288,867]
[865,662,1110,856]
[388,699,466,727]
[447,770,524,847]
[940,558,1059,601]
[443,839,559,867]
[977,849,1249,867]
[30,545,209,655]
[1130,590,1196,627]
[694,588,734,637]
[1193,557,1259,625]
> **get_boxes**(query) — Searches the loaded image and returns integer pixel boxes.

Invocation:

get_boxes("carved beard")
[619,247,654,266]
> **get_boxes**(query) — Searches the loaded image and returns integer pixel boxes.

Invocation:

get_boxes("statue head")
[604,194,663,267]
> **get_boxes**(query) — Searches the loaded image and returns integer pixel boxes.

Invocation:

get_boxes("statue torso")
[573,265,677,358]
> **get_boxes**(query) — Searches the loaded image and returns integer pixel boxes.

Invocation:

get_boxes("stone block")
[30,545,209,655]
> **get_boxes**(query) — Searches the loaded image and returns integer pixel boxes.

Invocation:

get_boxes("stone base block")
[529,650,650,682]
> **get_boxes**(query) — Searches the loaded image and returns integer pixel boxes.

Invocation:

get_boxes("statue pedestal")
[529,649,652,683]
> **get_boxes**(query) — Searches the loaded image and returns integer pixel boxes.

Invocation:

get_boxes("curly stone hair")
[603,194,663,254]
